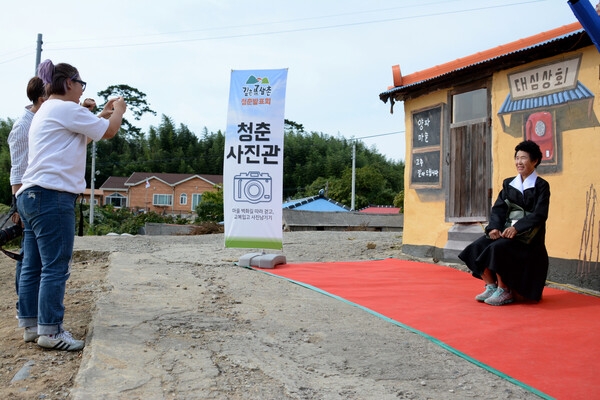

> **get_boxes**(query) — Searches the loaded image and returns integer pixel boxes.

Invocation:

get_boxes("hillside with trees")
[0,85,405,211]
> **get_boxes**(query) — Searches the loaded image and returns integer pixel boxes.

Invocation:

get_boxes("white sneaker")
[484,287,514,306]
[475,284,497,302]
[23,327,39,343]
[37,330,85,351]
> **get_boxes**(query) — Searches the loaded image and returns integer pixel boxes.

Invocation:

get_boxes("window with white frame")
[153,194,173,206]
[180,193,188,205]
[105,193,126,207]
[192,193,202,210]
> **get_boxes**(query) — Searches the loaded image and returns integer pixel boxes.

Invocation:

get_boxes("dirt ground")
[0,231,543,399]
[0,249,109,399]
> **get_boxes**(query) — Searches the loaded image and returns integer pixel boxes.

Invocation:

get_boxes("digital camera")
[233,171,272,204]
[0,224,22,247]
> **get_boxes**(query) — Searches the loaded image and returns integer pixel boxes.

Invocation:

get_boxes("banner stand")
[238,252,287,269]
[223,69,288,253]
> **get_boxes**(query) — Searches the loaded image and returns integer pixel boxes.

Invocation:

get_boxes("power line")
[353,131,404,140]
[44,0,546,52]
[42,0,466,47]
[0,50,34,66]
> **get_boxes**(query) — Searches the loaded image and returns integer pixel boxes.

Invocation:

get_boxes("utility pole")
[351,141,356,211]
[90,142,96,226]
[35,34,43,74]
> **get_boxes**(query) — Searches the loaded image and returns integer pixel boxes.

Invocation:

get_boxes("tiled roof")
[283,195,350,212]
[380,22,585,102]
[498,81,594,114]
[358,205,401,214]
[100,176,129,190]
[99,173,223,189]
[125,172,223,187]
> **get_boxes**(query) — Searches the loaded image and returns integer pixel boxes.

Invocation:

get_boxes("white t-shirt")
[17,99,110,196]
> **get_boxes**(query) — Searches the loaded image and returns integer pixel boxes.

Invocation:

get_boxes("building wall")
[403,91,453,250]
[128,177,218,215]
[81,193,103,205]
[402,45,600,289]
[491,49,600,261]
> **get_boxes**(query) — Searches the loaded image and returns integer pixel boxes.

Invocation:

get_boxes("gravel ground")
[2,231,543,399]
[69,231,541,399]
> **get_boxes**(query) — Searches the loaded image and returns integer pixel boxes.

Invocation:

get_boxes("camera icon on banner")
[233,171,272,204]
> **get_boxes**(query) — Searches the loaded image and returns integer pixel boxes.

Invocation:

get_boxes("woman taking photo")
[459,140,550,306]
[16,59,126,350]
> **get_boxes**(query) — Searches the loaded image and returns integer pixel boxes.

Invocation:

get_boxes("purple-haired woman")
[16,59,127,351]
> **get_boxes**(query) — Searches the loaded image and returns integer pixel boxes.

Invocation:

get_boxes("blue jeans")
[17,186,77,335]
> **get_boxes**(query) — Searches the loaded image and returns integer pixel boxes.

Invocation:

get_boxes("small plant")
[393,190,404,213]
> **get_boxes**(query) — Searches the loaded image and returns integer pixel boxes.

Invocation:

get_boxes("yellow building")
[380,21,600,291]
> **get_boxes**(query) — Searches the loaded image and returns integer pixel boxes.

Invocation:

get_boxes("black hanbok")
[458,174,550,301]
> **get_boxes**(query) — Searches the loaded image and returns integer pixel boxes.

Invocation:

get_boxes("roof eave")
[380,31,591,104]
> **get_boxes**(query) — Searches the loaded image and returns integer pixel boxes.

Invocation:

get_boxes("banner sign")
[508,56,580,100]
[223,69,288,250]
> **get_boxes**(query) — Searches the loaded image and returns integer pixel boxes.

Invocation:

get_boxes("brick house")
[91,172,223,216]
[82,188,103,206]
[100,176,129,208]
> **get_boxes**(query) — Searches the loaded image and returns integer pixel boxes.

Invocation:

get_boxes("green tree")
[90,85,157,186]
[1,101,406,210]
[393,191,404,212]
[284,119,304,133]
[96,84,156,140]
[195,128,225,175]
[0,118,15,205]
[283,130,354,198]
[299,162,402,210]
[281,126,405,206]
[195,186,224,222]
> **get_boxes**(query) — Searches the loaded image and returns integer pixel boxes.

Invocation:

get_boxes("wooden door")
[448,120,491,222]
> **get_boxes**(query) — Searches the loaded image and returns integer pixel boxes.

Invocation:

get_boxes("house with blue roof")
[282,193,350,212]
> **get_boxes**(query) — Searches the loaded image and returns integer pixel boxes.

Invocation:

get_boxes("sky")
[0,0,582,163]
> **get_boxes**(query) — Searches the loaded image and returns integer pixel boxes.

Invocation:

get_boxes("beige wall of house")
[403,45,600,266]
[402,91,453,249]
[492,49,600,261]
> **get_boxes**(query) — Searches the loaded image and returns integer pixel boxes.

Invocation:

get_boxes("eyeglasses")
[72,79,87,92]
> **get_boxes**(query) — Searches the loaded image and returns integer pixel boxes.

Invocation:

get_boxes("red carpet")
[256,258,599,400]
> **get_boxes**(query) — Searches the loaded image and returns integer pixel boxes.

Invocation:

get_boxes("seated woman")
[458,140,550,306]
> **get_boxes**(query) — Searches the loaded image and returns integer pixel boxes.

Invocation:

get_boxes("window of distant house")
[180,193,188,205]
[153,194,173,206]
[105,193,126,208]
[452,88,488,124]
[192,193,202,210]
